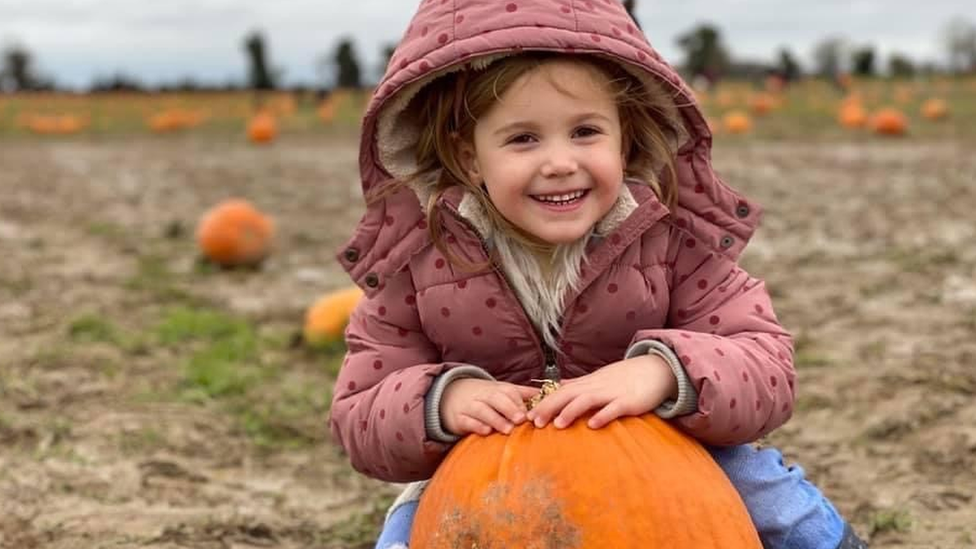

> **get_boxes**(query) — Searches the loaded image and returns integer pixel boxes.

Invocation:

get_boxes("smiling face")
[460,59,625,246]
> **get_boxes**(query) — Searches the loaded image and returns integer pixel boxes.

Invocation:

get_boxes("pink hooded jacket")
[329,0,795,482]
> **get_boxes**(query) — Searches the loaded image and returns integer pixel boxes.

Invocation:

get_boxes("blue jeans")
[375,444,846,549]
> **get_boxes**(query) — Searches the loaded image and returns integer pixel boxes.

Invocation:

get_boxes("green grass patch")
[86,221,126,239]
[155,306,264,399]
[146,303,348,449]
[69,314,121,344]
[869,508,912,535]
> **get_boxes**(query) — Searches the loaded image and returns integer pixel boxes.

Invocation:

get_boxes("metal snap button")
[720,235,735,249]
[344,248,360,262]
[364,273,380,288]
[735,203,751,218]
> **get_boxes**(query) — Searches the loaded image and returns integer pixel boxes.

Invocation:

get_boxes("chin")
[534,227,592,245]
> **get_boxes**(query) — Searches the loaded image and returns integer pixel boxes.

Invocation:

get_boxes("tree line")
[2,9,975,93]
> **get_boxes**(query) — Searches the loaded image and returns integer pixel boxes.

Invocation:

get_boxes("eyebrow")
[492,112,613,136]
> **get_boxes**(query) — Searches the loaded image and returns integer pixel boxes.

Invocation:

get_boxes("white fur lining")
[455,185,638,350]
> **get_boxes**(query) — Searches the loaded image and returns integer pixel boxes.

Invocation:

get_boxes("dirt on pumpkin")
[1,134,974,548]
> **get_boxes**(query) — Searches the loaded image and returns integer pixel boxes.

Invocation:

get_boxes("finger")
[456,415,492,437]
[470,401,515,435]
[513,384,542,400]
[587,400,625,430]
[527,386,578,428]
[553,393,602,429]
[491,389,528,424]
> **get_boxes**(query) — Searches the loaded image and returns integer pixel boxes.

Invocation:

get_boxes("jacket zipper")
[444,208,561,382]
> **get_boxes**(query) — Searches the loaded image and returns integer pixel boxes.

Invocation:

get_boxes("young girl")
[330,1,866,548]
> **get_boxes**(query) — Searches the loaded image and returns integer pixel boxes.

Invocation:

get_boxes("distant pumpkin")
[920,98,948,121]
[749,93,777,116]
[318,100,337,124]
[723,111,753,134]
[247,112,278,144]
[870,108,908,136]
[303,286,364,347]
[838,103,867,128]
[196,199,274,267]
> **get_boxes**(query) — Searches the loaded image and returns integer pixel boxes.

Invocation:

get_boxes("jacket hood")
[360,0,709,195]
[339,0,763,295]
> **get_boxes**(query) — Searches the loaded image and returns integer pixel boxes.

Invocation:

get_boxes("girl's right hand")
[441,378,538,437]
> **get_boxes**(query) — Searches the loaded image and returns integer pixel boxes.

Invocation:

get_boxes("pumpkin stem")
[524,379,560,410]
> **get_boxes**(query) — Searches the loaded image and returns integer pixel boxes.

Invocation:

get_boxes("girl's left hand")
[526,354,678,430]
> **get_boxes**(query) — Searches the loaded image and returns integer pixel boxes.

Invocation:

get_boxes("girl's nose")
[540,150,578,178]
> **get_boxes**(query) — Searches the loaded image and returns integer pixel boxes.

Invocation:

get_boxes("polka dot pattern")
[332,0,792,478]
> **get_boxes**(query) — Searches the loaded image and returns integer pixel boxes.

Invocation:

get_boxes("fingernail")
[534,418,545,428]
[513,413,525,423]
[502,424,512,434]
[554,419,564,429]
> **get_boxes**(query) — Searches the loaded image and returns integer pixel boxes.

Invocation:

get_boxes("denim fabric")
[375,500,417,549]
[709,444,845,549]
[375,444,846,549]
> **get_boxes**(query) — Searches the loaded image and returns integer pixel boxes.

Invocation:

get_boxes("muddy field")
[1,134,974,548]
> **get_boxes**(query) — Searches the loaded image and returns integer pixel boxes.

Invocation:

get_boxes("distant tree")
[776,47,802,82]
[888,53,916,78]
[88,73,145,93]
[851,45,876,77]
[812,36,849,77]
[943,18,976,74]
[243,31,276,90]
[676,24,730,83]
[1,45,40,91]
[622,0,640,29]
[334,38,362,89]
[380,43,397,79]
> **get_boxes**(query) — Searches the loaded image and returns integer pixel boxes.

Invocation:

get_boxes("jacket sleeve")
[628,226,796,446]
[329,267,460,482]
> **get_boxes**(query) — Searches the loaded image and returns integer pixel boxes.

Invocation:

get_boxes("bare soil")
[1,135,974,548]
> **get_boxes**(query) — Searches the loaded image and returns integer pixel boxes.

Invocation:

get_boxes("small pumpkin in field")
[303,286,364,347]
[870,108,908,136]
[196,199,274,267]
[247,112,278,144]
[413,412,762,548]
[749,92,777,116]
[317,99,337,124]
[722,111,753,134]
[838,103,867,128]
[920,98,948,121]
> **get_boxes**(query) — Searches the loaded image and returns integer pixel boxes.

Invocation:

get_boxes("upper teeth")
[536,190,585,202]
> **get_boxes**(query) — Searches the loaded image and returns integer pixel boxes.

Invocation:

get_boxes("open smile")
[530,189,590,205]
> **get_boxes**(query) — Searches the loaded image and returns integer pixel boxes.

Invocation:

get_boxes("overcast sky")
[0,0,968,89]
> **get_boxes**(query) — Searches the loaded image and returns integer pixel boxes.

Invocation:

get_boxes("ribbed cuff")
[625,339,699,418]
[424,365,495,443]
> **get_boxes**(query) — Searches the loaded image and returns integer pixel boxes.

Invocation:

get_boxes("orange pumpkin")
[870,108,908,136]
[318,100,337,124]
[723,111,753,134]
[838,103,867,128]
[749,93,777,116]
[920,98,948,121]
[247,112,278,144]
[196,199,274,267]
[303,286,364,347]
[414,413,762,548]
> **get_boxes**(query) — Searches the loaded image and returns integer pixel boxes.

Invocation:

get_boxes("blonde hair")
[398,52,682,269]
